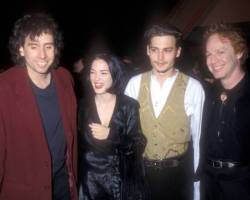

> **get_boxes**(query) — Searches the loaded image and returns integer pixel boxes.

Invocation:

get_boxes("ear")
[146,45,150,56]
[19,46,24,56]
[176,47,182,58]
[236,52,243,60]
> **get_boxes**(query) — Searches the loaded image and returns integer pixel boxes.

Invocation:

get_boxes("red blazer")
[0,66,78,200]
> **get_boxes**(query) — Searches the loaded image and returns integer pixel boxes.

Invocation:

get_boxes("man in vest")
[125,23,204,200]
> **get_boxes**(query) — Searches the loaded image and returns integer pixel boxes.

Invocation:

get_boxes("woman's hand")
[89,123,110,140]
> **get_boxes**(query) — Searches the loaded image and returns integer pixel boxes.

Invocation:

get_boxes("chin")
[212,71,224,79]
[157,68,170,73]
[94,90,106,95]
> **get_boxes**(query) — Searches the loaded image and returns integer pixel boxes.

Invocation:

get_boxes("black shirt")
[32,78,70,199]
[205,75,248,162]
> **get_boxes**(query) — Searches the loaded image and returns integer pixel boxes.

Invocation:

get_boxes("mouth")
[37,62,48,67]
[94,83,104,89]
[157,62,167,67]
[212,65,224,72]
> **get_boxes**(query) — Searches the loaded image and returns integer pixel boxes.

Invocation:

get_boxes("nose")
[38,47,46,59]
[209,54,219,65]
[158,51,164,62]
[92,73,100,81]
[95,74,100,81]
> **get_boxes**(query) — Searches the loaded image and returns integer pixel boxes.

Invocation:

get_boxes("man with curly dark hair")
[0,13,77,200]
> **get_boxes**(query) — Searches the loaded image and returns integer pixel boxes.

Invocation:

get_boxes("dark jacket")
[0,66,78,200]
[78,94,148,200]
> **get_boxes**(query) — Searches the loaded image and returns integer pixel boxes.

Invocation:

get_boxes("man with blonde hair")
[201,23,249,200]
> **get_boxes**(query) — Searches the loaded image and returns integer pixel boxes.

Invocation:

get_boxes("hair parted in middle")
[144,23,183,48]
[87,53,125,95]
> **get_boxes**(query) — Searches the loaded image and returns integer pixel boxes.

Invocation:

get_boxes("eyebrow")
[27,42,55,46]
[90,69,109,72]
[100,69,109,72]
[149,46,174,50]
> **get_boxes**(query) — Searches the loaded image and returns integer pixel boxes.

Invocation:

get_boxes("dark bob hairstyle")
[87,53,125,95]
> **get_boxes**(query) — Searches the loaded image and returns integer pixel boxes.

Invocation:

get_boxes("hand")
[89,123,110,140]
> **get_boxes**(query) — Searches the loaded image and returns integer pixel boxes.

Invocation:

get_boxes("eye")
[218,50,225,55]
[150,47,157,53]
[30,45,37,50]
[164,48,173,53]
[46,45,54,49]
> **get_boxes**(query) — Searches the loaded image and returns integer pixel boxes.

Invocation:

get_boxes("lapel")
[52,69,73,148]
[13,67,49,151]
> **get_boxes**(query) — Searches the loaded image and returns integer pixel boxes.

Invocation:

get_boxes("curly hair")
[8,12,63,68]
[144,23,183,48]
[204,23,248,65]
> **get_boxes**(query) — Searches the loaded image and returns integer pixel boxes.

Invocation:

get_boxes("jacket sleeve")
[122,100,146,156]
[120,99,149,200]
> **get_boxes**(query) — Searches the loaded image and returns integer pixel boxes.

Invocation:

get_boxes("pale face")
[19,33,56,79]
[206,33,242,81]
[90,59,113,95]
[147,35,181,76]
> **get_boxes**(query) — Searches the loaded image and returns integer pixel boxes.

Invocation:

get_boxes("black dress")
[78,94,147,200]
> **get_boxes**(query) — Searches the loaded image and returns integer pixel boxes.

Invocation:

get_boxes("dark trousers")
[144,155,193,200]
[201,164,250,200]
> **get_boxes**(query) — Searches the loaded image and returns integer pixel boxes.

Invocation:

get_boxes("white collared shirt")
[125,70,205,200]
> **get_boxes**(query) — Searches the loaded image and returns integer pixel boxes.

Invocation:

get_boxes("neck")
[153,68,176,86]
[95,93,116,103]
[27,66,52,89]
[221,67,245,90]
[29,73,51,89]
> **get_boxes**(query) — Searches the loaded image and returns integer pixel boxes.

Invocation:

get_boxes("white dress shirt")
[125,70,205,200]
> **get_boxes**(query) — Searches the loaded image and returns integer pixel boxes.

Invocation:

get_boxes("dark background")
[0,0,178,70]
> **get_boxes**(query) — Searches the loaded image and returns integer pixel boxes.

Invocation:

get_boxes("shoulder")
[54,67,74,86]
[127,70,153,86]
[125,72,150,99]
[119,94,140,109]
[183,74,205,104]
[0,66,25,89]
[54,67,72,79]
[186,75,204,92]
[0,66,23,80]
[126,73,143,86]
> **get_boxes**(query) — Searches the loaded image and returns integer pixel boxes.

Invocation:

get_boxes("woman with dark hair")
[78,53,147,200]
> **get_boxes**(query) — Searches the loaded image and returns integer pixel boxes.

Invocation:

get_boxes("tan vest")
[138,71,190,160]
